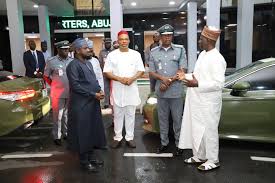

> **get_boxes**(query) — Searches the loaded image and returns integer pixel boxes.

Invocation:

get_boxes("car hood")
[0,77,43,92]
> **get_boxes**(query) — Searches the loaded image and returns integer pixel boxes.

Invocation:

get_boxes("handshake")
[160,71,198,91]
[95,90,105,101]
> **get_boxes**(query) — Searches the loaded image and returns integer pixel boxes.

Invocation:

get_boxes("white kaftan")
[178,48,226,163]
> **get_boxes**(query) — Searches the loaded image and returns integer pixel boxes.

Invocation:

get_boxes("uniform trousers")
[103,76,110,106]
[157,97,183,146]
[51,97,69,139]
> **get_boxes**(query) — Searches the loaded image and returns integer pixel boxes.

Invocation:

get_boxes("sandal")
[197,161,220,171]
[184,157,207,164]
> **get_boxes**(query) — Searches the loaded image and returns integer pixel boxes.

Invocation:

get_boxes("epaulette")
[150,46,160,52]
[47,56,56,62]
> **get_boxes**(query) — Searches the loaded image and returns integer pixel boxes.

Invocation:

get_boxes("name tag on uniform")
[58,69,63,76]
[158,63,162,70]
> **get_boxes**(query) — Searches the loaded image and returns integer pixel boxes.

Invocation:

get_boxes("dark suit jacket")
[23,50,46,78]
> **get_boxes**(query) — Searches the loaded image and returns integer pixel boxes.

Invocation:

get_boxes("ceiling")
[0,0,207,17]
[0,0,273,17]
[122,0,206,14]
[0,0,74,16]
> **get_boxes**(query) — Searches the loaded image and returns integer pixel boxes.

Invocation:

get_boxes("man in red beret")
[103,30,145,148]
[177,26,227,171]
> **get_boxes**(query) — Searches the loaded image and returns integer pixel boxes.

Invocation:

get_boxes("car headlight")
[147,97,157,105]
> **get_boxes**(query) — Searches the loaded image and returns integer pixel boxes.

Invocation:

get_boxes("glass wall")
[74,0,110,16]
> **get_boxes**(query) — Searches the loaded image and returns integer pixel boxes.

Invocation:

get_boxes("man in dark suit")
[23,40,46,78]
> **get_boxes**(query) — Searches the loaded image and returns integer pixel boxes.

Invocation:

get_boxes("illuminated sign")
[56,16,110,30]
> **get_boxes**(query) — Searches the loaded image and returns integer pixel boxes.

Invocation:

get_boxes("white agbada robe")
[103,49,145,141]
[178,48,226,163]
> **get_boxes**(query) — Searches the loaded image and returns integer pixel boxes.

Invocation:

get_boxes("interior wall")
[87,36,104,57]
[25,38,42,51]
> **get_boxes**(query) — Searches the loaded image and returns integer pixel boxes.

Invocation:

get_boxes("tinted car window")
[228,65,275,90]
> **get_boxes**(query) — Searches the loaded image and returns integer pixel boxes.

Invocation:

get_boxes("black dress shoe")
[94,146,108,150]
[111,140,122,148]
[174,148,184,156]
[156,145,168,154]
[126,140,136,148]
[90,159,104,166]
[54,139,62,146]
[80,163,99,172]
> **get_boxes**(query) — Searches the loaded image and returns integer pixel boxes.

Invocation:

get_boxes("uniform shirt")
[149,44,187,98]
[42,50,51,63]
[103,49,145,107]
[88,57,104,92]
[98,48,112,70]
[44,55,73,98]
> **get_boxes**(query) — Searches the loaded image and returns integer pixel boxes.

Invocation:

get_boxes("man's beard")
[85,54,92,59]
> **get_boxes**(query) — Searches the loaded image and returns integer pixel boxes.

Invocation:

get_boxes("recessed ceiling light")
[180,11,186,14]
[184,23,187,26]
[162,12,168,15]
[169,1,176,6]
[151,25,155,28]
[204,16,207,20]
[131,2,137,6]
[33,4,39,8]
[197,19,201,24]
[180,17,186,19]
[142,19,146,22]
[5,26,9,30]
[162,17,169,20]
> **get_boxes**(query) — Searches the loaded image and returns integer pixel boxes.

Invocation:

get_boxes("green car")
[143,58,275,143]
[0,71,51,136]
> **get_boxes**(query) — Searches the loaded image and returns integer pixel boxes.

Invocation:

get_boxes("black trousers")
[79,151,95,164]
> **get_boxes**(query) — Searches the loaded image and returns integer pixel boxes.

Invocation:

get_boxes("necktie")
[32,51,39,69]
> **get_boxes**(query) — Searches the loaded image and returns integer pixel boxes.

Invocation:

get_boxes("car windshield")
[0,71,22,82]
[225,61,263,82]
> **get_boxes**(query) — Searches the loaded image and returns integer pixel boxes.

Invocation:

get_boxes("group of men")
[22,23,226,172]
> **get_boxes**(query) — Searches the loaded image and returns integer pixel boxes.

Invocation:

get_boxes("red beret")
[118,30,128,37]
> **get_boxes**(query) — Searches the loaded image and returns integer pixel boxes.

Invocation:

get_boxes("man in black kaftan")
[66,38,106,172]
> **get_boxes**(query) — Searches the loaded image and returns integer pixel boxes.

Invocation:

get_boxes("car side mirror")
[230,81,251,97]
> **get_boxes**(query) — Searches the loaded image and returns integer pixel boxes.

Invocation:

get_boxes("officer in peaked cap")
[148,24,188,155]
[44,40,73,146]
[157,24,174,35]
[55,40,70,49]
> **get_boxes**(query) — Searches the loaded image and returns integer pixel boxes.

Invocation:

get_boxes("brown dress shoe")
[126,140,136,148]
[111,140,122,148]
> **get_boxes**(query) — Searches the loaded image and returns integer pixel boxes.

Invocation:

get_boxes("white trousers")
[193,132,219,163]
[113,104,136,141]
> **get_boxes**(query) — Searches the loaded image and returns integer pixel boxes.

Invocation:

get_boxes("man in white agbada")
[103,30,145,148]
[86,39,104,91]
[177,26,227,171]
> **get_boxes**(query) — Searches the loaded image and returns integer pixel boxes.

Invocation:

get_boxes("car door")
[219,65,275,142]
